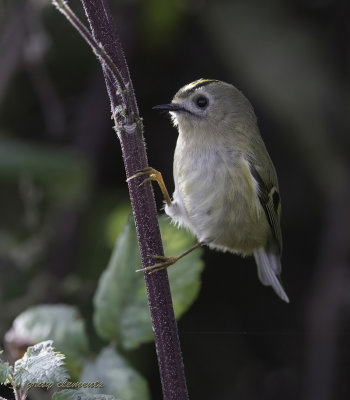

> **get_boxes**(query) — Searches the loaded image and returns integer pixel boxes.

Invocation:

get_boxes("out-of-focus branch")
[0,1,66,137]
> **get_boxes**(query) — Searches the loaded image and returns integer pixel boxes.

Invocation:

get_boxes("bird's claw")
[126,167,161,187]
[126,167,172,206]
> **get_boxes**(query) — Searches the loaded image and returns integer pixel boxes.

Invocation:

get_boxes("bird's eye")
[195,96,208,108]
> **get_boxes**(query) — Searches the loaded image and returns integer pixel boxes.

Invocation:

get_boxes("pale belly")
[165,149,270,255]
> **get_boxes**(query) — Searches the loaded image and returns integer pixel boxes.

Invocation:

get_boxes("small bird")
[129,79,289,302]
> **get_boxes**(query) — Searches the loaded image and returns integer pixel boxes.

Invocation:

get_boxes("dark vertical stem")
[79,1,189,398]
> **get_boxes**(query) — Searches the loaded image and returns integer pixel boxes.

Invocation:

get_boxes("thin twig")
[52,0,134,121]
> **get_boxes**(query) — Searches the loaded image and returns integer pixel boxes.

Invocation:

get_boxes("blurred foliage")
[0,138,91,204]
[5,305,89,379]
[94,214,204,349]
[0,341,68,399]
[2,215,202,399]
[141,0,187,48]
[81,347,150,400]
[0,0,349,399]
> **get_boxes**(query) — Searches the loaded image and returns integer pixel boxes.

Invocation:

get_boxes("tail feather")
[254,249,289,303]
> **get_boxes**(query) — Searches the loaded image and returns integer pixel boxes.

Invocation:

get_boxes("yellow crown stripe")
[182,79,219,94]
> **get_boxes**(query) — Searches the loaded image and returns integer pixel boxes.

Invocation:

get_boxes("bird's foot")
[126,167,160,186]
[136,255,179,274]
[126,167,171,206]
[136,242,203,274]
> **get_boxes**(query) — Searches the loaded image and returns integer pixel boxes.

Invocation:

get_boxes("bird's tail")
[254,248,289,303]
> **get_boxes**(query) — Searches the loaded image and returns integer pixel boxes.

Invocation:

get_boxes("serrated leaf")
[93,215,204,349]
[80,347,150,400]
[14,340,68,387]
[52,389,116,400]
[6,305,89,378]
[0,361,13,383]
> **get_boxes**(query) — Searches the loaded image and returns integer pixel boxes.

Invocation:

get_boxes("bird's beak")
[152,103,184,112]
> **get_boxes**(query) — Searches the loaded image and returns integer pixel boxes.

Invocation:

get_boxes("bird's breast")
[174,141,225,206]
[171,139,267,252]
[173,141,234,228]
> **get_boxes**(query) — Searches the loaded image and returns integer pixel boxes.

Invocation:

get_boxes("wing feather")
[249,163,283,253]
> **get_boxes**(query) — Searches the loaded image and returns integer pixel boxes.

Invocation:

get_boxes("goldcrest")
[132,79,289,303]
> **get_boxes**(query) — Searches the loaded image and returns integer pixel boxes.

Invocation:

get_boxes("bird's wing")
[249,162,283,254]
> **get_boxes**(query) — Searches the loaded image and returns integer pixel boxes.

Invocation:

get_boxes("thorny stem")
[52,1,189,399]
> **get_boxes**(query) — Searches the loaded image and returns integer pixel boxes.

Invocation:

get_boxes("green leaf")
[160,217,204,318]
[93,214,204,349]
[105,203,132,248]
[14,340,68,387]
[0,361,13,383]
[53,389,116,400]
[80,347,150,400]
[6,305,89,378]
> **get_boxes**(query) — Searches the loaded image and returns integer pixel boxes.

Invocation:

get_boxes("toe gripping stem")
[126,167,172,206]
[136,242,203,274]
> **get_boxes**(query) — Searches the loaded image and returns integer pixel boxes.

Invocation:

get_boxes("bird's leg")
[127,167,203,274]
[126,167,171,206]
[136,242,204,274]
